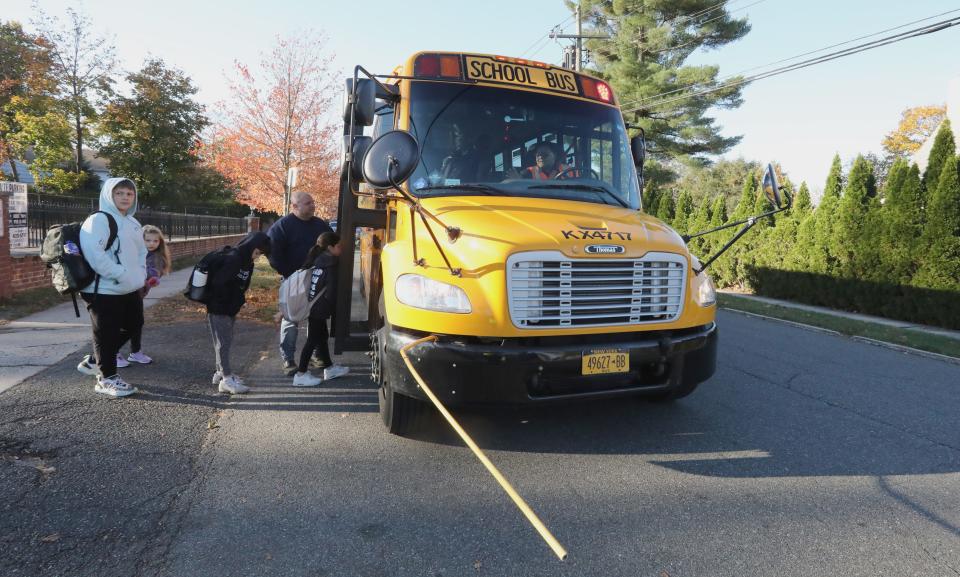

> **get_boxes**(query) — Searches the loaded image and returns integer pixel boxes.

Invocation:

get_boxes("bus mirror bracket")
[683,162,792,274]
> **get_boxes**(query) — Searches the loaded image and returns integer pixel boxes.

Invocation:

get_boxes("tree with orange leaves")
[210,33,340,217]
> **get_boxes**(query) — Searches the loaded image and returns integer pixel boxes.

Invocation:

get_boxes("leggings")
[297,317,331,373]
[207,314,236,375]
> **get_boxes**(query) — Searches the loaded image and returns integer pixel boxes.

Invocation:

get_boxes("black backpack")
[40,211,118,317]
[183,246,231,304]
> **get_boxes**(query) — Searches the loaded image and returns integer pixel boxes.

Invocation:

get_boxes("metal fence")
[24,194,248,248]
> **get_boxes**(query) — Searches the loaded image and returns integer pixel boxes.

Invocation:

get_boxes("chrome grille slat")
[507,251,687,328]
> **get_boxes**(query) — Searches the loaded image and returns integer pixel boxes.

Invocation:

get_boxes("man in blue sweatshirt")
[266,191,333,374]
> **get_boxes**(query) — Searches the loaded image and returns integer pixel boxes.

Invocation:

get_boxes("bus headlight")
[395,274,472,314]
[692,270,716,307]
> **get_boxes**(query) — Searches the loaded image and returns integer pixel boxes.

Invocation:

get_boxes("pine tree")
[673,189,694,233]
[832,155,877,279]
[793,182,812,216]
[914,154,960,290]
[878,159,918,284]
[823,154,843,201]
[921,119,955,195]
[687,197,713,256]
[655,191,675,224]
[714,171,757,286]
[577,0,750,171]
[642,187,660,215]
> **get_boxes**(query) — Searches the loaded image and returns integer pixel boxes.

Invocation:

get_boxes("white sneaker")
[218,375,250,394]
[127,351,153,364]
[212,372,245,386]
[77,355,99,376]
[292,371,323,387]
[95,375,136,398]
[323,364,350,381]
[115,354,130,368]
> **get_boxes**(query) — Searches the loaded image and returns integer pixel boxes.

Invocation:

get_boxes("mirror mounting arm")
[389,162,462,277]
[689,202,790,274]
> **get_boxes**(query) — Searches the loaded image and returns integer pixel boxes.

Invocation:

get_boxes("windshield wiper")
[527,183,628,208]
[414,183,505,195]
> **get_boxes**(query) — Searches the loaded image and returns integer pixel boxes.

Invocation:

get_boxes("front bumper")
[382,323,717,406]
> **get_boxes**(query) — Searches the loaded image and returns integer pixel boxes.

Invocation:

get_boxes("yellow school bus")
[335,52,785,434]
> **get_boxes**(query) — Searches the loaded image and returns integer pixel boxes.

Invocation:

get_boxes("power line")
[617,8,960,113]
[651,0,767,55]
[622,15,960,114]
[519,13,576,59]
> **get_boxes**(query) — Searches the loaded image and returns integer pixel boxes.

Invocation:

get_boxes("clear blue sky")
[7,0,960,197]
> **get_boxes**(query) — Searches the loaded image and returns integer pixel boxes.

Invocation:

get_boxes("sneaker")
[95,374,136,398]
[282,360,297,377]
[292,371,323,387]
[115,354,130,368]
[77,355,99,376]
[218,375,250,394]
[323,364,349,381]
[212,372,245,386]
[127,351,153,364]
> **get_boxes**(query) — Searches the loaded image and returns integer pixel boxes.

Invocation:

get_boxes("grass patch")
[0,286,69,325]
[718,293,960,359]
[146,256,280,325]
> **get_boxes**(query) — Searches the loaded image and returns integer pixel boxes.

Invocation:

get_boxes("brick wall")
[1,230,249,298]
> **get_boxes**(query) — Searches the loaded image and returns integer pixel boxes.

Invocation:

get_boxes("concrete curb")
[849,336,960,367]
[721,307,960,366]
[721,307,843,337]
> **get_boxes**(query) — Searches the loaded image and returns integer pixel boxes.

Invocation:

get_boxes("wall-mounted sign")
[0,181,28,248]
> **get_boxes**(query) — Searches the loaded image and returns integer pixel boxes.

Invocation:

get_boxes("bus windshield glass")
[405,81,640,209]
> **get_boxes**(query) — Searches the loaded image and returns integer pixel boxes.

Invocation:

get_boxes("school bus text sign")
[464,56,578,96]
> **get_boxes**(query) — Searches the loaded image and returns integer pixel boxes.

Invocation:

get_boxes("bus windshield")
[405,81,640,210]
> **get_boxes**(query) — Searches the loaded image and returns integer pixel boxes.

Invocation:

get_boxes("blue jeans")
[280,317,299,363]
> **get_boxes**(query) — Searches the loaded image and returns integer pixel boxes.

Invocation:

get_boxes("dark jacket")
[206,232,271,317]
[266,214,333,278]
[306,252,339,320]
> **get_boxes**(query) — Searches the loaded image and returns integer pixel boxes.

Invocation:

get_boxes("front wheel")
[372,326,428,435]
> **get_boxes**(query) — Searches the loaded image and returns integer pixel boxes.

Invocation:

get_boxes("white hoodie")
[79,177,148,295]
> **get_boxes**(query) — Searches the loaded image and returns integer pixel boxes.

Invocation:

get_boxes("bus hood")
[419,196,690,263]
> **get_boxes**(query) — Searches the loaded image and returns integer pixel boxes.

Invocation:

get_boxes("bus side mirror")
[630,131,646,169]
[362,130,420,189]
[761,163,788,210]
[345,135,372,182]
[343,78,376,127]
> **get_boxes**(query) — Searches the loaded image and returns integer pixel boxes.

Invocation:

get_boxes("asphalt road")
[1,310,958,577]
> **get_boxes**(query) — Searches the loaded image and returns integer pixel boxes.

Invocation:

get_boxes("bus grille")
[507,251,687,328]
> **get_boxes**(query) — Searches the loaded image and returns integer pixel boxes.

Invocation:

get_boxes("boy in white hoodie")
[78,178,148,397]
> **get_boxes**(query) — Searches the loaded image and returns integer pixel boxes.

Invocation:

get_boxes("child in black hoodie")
[292,232,350,387]
[206,232,271,394]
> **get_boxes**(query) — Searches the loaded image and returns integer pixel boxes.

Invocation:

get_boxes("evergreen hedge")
[652,123,960,330]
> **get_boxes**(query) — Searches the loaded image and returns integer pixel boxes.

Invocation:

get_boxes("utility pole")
[550,1,609,71]
[576,3,582,72]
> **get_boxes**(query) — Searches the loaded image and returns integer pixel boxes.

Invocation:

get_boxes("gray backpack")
[278,267,326,322]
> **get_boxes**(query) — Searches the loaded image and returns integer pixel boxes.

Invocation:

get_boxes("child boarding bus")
[335,52,787,434]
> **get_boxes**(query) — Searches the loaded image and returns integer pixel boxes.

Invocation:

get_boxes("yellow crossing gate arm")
[400,335,568,561]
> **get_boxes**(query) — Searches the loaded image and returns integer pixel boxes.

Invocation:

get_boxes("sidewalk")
[0,267,193,394]
[719,290,960,342]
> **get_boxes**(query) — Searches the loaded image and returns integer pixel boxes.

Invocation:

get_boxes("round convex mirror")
[362,130,420,190]
[761,163,784,209]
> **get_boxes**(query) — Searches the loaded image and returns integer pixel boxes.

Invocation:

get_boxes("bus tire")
[373,325,427,435]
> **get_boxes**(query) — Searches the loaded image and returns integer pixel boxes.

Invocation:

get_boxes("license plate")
[581,349,630,375]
